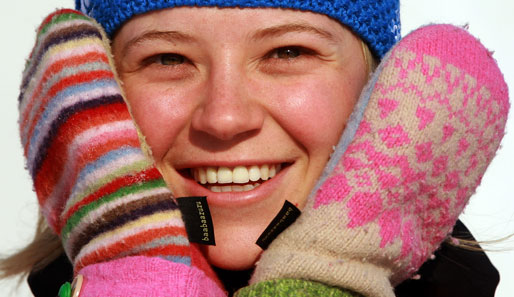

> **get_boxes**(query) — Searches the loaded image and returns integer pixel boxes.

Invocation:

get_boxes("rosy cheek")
[124,85,194,161]
[263,78,357,153]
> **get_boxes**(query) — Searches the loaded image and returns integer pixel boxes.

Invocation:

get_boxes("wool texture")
[235,279,362,297]
[250,24,509,297]
[78,256,226,297]
[75,0,400,59]
[18,10,222,293]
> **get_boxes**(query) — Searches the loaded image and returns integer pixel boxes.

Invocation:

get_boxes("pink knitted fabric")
[79,256,226,297]
[251,24,509,297]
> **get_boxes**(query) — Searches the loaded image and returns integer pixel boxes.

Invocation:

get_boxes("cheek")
[263,75,362,155]
[123,82,195,161]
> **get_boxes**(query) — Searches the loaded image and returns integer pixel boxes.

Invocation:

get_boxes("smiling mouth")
[189,164,283,192]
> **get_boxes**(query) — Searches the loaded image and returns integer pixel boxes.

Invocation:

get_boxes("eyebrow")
[121,30,196,58]
[250,23,338,44]
[120,23,338,58]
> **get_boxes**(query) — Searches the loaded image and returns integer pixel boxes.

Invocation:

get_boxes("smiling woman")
[0,1,510,297]
[112,7,369,270]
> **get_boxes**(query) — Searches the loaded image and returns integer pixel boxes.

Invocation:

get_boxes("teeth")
[198,167,207,184]
[208,183,261,192]
[233,166,249,183]
[260,164,269,181]
[217,167,232,184]
[192,164,283,191]
[243,184,255,191]
[269,165,276,177]
[232,185,244,192]
[206,167,217,183]
[248,165,260,181]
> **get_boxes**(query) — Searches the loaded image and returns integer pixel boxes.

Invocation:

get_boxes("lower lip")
[181,167,288,208]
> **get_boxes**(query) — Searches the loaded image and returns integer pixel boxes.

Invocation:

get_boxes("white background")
[1,1,512,296]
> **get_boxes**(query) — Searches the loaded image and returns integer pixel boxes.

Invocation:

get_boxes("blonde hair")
[362,41,378,74]
[0,214,62,282]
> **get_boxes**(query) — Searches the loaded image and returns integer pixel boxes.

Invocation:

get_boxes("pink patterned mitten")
[250,24,509,297]
[18,10,224,296]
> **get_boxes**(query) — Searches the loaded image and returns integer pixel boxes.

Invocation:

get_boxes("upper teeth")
[192,164,281,185]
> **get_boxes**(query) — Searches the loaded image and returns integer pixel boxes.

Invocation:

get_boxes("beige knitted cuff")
[251,249,394,297]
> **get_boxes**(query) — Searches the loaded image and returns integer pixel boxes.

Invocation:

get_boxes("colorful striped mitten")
[18,9,224,296]
[244,25,509,297]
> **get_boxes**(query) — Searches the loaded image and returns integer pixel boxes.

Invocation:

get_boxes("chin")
[202,240,263,271]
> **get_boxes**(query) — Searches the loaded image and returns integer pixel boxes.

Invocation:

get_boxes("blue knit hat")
[76,0,400,58]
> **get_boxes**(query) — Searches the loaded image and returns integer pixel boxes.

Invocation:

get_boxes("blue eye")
[158,54,186,65]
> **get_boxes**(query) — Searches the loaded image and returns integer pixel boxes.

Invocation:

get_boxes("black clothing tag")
[256,200,301,250]
[176,196,215,246]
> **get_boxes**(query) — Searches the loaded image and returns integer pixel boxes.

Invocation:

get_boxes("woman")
[110,5,374,271]
[3,1,508,296]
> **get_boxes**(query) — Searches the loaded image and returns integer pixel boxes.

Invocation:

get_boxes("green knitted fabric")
[235,279,363,297]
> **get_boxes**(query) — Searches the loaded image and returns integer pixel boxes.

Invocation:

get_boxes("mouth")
[188,164,283,193]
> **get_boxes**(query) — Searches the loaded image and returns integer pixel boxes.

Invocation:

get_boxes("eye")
[274,47,302,59]
[268,46,314,60]
[157,53,186,65]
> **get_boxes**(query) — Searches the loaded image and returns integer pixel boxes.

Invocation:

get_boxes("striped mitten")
[241,25,509,297]
[18,9,224,296]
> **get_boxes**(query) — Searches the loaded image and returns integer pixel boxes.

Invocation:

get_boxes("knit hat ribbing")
[75,0,400,59]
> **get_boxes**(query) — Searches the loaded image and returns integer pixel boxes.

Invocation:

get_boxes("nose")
[191,62,264,141]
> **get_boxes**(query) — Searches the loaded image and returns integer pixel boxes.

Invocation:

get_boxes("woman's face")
[113,7,368,270]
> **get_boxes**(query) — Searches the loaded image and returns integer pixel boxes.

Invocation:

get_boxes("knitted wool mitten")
[18,9,223,296]
[245,24,509,297]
